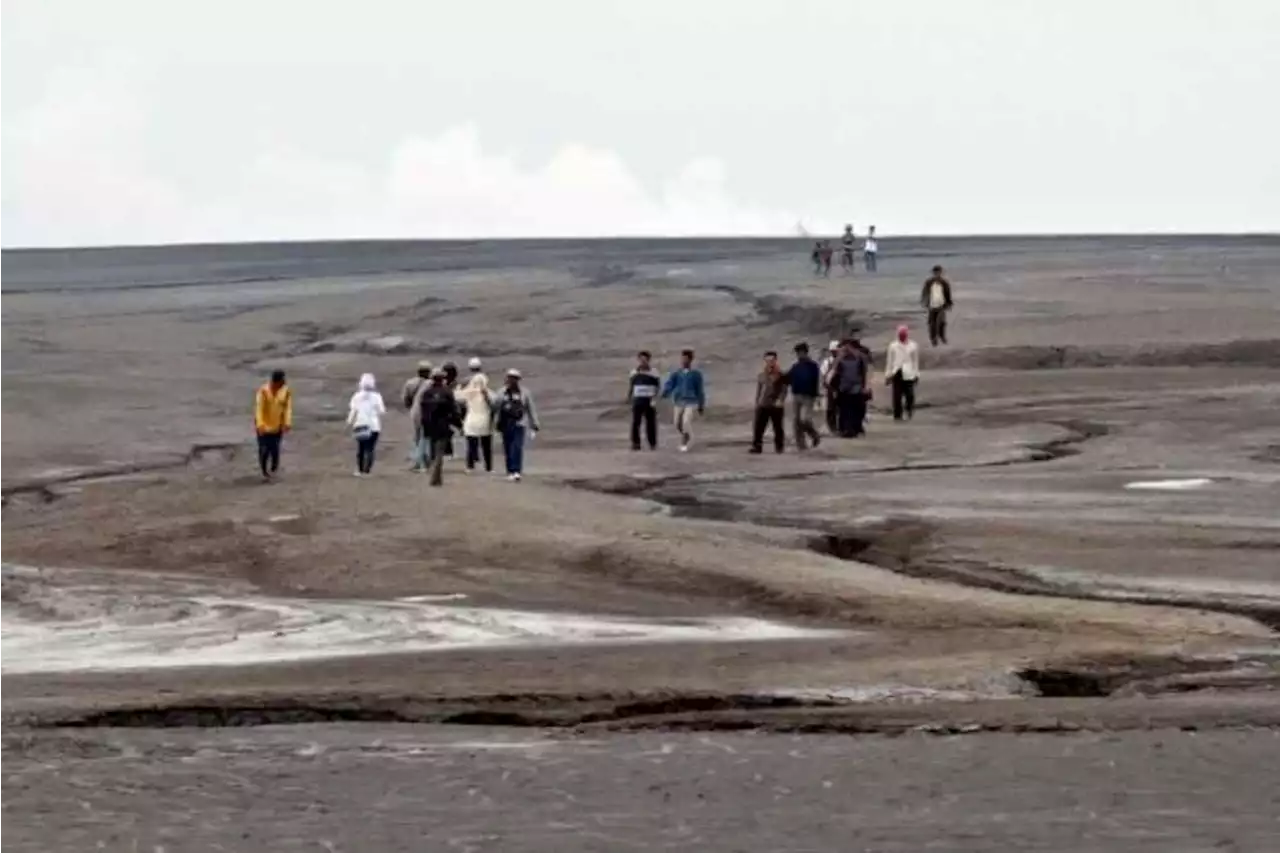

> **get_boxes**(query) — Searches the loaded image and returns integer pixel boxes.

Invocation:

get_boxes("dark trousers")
[791,395,821,450]
[864,252,878,272]
[630,400,657,449]
[356,431,380,473]
[502,424,526,474]
[825,390,839,433]
[428,437,449,486]
[466,435,493,471]
[891,372,916,420]
[837,392,866,437]
[928,308,948,345]
[257,431,282,477]
[751,406,785,452]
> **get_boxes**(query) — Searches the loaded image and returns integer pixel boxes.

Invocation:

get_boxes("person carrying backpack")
[496,369,540,481]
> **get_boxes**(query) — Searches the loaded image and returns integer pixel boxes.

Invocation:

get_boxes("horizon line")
[4,230,1278,253]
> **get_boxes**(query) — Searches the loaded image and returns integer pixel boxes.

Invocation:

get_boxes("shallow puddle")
[1,564,846,675]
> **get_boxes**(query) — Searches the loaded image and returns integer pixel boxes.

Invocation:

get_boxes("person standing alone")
[661,349,706,452]
[840,224,857,273]
[254,369,292,481]
[884,325,920,421]
[921,265,954,346]
[627,350,662,450]
[785,342,822,450]
[863,226,879,273]
[347,372,386,475]
[497,369,540,481]
[750,351,788,454]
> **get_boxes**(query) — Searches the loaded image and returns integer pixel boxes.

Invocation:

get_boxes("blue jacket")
[786,358,821,397]
[661,368,706,408]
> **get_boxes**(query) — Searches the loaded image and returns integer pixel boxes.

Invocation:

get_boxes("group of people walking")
[251,264,955,481]
[251,358,540,487]
[811,225,878,276]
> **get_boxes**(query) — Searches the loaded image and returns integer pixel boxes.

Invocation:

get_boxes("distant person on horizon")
[811,241,824,275]
[750,351,788,454]
[884,325,920,421]
[403,360,433,471]
[864,226,879,272]
[921,265,954,346]
[661,349,706,452]
[840,225,856,273]
[497,369,540,482]
[347,372,386,476]
[820,242,834,277]
[785,342,822,450]
[254,369,292,481]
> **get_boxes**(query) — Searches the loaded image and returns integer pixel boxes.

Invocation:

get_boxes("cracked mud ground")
[4,236,1280,851]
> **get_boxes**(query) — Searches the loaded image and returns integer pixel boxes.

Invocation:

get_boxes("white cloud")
[2,74,806,247]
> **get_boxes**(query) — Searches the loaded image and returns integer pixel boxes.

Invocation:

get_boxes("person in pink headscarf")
[884,325,920,421]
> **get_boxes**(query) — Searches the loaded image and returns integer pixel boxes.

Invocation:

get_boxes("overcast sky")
[3,0,1277,247]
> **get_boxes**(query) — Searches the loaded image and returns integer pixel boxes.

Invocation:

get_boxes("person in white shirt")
[347,372,387,475]
[884,326,920,421]
[863,225,879,273]
[820,340,841,433]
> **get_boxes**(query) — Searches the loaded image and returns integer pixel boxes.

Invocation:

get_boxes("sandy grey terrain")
[3,236,1279,849]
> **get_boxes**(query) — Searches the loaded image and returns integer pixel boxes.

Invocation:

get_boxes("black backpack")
[498,391,525,427]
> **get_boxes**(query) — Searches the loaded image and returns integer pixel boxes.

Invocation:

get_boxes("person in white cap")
[459,357,496,472]
[820,340,840,434]
[495,369,540,481]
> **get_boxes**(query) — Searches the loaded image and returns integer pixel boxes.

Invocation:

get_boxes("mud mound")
[934,339,1280,370]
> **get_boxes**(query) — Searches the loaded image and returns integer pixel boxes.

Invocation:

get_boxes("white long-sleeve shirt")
[884,339,920,381]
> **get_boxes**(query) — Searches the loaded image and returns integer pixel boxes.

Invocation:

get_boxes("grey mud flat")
[5,725,1280,853]
[3,236,1280,850]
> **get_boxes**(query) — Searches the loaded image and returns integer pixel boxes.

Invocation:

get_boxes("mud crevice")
[26,692,836,731]
[2,442,242,507]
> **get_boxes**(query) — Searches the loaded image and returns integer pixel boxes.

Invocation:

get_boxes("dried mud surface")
[4,237,1280,850]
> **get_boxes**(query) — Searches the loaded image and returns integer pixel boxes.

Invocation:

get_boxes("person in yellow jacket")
[254,369,293,480]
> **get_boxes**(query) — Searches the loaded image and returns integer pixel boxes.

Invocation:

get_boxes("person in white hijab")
[347,372,387,476]
[459,359,496,472]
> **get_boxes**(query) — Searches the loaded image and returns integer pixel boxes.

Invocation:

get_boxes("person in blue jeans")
[496,369,540,482]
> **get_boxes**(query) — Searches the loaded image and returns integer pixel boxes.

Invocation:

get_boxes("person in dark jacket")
[832,340,870,438]
[921,265,955,346]
[785,342,822,450]
[415,368,462,487]
[750,351,788,454]
[626,350,662,450]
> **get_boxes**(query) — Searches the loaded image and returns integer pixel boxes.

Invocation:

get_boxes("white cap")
[828,340,840,350]
[506,368,522,379]
[468,357,483,370]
